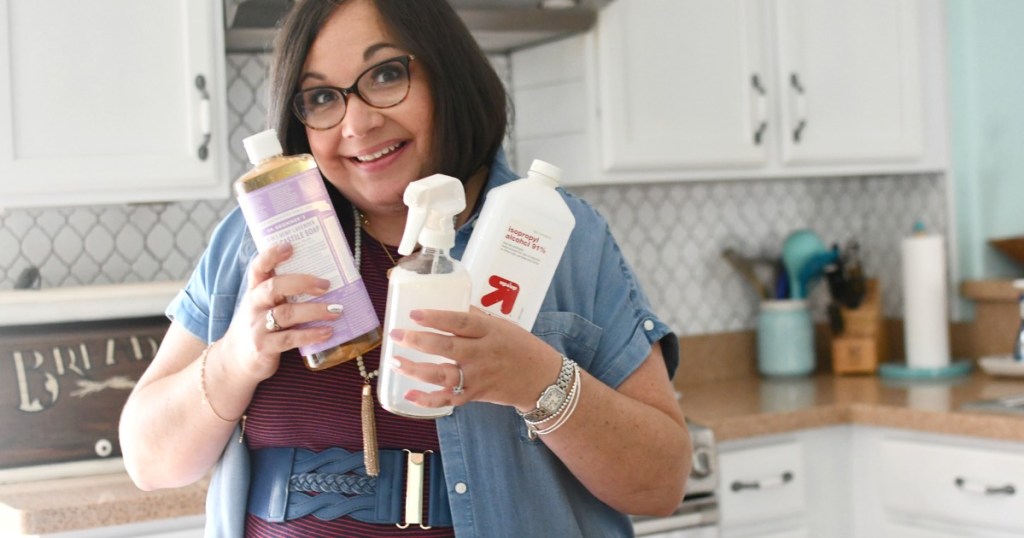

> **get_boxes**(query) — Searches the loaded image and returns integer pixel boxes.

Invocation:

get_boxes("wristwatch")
[519,356,574,423]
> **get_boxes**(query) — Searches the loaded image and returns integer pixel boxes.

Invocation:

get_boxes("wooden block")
[831,279,886,374]
[832,335,885,374]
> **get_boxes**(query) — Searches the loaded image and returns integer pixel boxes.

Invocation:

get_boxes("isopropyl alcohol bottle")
[235,129,381,370]
[378,174,471,418]
[460,159,575,331]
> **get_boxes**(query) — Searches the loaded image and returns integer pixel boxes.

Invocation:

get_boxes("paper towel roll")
[900,234,951,368]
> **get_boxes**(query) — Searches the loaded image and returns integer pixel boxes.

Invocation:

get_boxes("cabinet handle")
[789,73,807,143]
[750,74,768,145]
[195,75,212,161]
[731,471,793,492]
[955,477,1016,496]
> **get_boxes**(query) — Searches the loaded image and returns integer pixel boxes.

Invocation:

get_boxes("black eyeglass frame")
[292,54,417,130]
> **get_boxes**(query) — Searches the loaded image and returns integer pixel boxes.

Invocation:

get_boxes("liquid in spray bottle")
[377,174,471,419]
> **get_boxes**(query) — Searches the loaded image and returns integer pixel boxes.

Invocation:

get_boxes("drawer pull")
[955,477,1016,496]
[731,471,793,492]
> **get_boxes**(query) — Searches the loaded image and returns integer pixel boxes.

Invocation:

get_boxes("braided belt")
[247,447,452,529]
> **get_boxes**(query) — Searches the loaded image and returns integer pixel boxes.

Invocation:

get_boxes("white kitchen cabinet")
[717,427,851,538]
[595,0,769,173]
[510,0,947,185]
[851,426,1024,538]
[0,0,229,208]
[719,439,807,534]
[773,0,924,166]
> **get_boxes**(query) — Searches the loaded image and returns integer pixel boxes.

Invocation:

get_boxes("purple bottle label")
[238,168,379,355]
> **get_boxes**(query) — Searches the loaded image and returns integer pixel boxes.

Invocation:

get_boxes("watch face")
[538,386,566,413]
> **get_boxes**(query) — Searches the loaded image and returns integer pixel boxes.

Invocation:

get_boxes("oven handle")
[731,471,794,492]
[633,511,711,535]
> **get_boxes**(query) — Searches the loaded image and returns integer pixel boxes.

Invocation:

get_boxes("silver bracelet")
[529,365,582,438]
[518,355,576,423]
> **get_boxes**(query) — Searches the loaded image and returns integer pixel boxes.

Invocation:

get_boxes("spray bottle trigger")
[399,205,428,256]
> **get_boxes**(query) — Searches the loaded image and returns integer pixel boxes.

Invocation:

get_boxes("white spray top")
[527,159,563,187]
[243,129,283,164]
[399,174,466,255]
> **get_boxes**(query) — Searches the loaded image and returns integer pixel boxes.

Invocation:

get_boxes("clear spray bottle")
[377,174,471,418]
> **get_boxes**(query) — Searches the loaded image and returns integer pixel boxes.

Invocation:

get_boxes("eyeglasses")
[292,55,416,130]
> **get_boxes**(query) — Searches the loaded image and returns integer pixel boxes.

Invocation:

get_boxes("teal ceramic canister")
[757,299,815,376]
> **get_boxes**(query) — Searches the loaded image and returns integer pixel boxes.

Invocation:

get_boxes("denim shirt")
[169,151,678,538]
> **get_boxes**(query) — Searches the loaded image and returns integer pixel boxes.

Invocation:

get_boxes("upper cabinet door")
[0,0,229,208]
[774,0,924,165]
[596,0,769,173]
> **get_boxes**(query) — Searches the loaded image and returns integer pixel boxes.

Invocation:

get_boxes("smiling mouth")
[353,142,405,163]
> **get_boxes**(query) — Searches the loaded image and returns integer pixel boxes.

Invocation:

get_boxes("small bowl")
[989,236,1024,269]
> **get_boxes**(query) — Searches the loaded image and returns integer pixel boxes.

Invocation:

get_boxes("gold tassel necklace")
[352,210,398,477]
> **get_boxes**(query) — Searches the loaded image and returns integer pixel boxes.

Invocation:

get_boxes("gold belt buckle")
[397,449,432,530]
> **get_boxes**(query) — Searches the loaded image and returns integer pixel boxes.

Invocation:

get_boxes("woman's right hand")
[220,242,339,382]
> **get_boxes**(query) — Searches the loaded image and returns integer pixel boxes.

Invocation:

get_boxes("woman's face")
[300,0,434,217]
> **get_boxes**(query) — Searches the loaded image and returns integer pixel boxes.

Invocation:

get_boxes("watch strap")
[519,356,575,423]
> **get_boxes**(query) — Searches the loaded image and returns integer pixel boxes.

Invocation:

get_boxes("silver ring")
[265,308,282,332]
[452,366,465,396]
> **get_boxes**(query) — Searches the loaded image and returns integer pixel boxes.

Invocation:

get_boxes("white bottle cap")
[528,159,563,187]
[243,129,284,165]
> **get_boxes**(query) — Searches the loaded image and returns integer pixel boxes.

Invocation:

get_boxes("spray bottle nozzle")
[399,174,466,255]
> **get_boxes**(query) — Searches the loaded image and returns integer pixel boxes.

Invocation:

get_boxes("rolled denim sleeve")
[548,198,678,388]
[166,208,252,344]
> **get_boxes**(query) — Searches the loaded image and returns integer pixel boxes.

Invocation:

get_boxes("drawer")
[879,439,1024,533]
[720,440,807,527]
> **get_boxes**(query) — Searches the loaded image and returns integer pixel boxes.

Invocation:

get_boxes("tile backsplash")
[0,53,948,337]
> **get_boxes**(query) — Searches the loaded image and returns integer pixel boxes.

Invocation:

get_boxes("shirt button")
[643,319,655,331]
[454,482,468,494]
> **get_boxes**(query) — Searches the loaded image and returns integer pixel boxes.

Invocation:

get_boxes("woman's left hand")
[388,308,562,411]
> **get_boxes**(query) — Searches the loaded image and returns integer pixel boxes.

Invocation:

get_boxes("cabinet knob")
[691,446,714,479]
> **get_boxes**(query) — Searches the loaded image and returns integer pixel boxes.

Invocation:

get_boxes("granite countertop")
[2,372,1023,535]
[679,372,1024,443]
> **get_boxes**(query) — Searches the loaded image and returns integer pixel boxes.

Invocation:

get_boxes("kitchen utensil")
[722,248,768,299]
[781,229,828,299]
[796,249,839,299]
[773,259,790,299]
[841,240,866,308]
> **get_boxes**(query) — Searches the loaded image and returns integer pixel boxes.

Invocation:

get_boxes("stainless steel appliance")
[632,419,721,537]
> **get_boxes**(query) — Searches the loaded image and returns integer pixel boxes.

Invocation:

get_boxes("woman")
[119,0,691,536]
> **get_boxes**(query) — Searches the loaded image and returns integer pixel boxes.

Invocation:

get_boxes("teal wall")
[948,0,1024,281]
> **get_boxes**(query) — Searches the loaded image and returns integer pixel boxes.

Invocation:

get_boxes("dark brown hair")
[268,0,509,183]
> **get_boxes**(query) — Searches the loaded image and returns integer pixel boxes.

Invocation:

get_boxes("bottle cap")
[528,159,563,186]
[243,129,283,165]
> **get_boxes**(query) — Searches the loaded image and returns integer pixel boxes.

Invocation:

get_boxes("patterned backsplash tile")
[0,53,948,336]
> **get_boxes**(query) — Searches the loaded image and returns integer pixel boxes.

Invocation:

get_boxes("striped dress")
[243,224,453,538]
